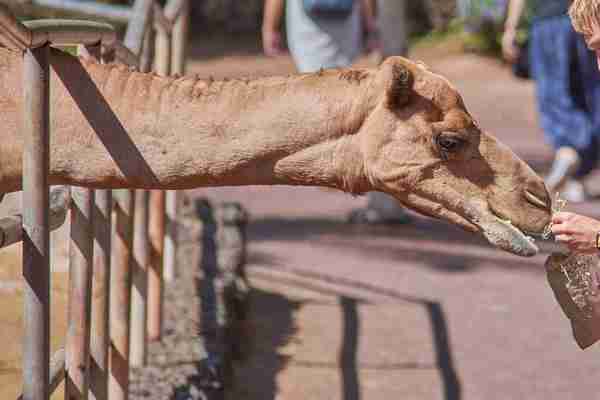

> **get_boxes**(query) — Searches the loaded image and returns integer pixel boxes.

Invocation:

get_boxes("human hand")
[262,27,286,57]
[551,212,600,254]
[501,27,520,63]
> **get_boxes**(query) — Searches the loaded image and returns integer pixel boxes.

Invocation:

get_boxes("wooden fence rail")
[0,186,70,249]
[0,1,190,399]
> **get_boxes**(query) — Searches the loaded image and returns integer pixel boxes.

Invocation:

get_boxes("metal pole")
[65,188,95,400]
[164,0,188,282]
[89,190,111,400]
[22,44,50,400]
[129,189,149,367]
[108,190,135,400]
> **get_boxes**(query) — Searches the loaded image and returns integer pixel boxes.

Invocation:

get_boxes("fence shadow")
[170,203,462,400]
[51,49,160,187]
[229,287,301,400]
[235,268,462,400]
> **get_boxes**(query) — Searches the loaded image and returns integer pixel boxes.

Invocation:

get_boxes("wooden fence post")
[154,17,170,76]
[170,0,188,76]
[163,0,188,283]
[109,190,135,400]
[128,12,154,367]
[148,189,165,341]
[22,43,50,400]
[65,187,95,400]
[147,15,170,342]
[78,44,112,400]
[89,189,112,400]
[130,189,149,367]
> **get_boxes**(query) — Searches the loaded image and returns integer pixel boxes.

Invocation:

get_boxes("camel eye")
[436,134,465,154]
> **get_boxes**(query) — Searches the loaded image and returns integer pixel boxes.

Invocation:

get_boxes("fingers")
[552,212,574,224]
[554,234,572,244]
[551,224,575,235]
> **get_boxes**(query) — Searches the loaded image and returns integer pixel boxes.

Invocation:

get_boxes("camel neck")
[78,56,377,190]
[0,48,377,193]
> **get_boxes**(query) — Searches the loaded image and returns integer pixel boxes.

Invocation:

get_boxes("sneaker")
[559,179,588,203]
[545,147,581,193]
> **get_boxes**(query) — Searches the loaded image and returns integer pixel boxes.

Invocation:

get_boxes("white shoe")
[545,147,581,192]
[559,179,587,203]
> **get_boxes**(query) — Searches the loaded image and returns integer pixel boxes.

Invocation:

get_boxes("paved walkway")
[186,47,600,400]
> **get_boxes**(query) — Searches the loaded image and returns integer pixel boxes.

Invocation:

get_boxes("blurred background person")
[262,0,412,223]
[352,0,412,224]
[503,0,600,202]
[263,0,373,71]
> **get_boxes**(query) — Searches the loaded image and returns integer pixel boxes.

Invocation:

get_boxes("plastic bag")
[545,252,600,349]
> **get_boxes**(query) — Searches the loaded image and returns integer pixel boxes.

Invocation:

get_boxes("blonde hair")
[569,0,600,35]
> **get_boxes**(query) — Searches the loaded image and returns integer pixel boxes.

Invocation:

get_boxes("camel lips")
[499,218,536,243]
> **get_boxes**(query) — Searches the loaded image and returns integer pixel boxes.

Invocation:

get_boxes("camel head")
[360,57,551,257]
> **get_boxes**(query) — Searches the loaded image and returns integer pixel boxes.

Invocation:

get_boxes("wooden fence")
[0,1,190,399]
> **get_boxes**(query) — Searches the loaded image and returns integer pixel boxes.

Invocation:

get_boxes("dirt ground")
[2,33,600,400]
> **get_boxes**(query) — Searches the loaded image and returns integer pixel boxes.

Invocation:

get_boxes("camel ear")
[384,61,414,109]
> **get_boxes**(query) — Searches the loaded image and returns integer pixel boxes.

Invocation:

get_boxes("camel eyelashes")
[438,136,462,151]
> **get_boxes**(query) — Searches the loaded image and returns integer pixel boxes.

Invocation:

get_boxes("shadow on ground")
[246,215,561,275]
[175,200,464,399]
[229,270,462,400]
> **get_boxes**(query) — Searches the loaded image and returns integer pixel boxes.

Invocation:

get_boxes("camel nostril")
[524,187,552,211]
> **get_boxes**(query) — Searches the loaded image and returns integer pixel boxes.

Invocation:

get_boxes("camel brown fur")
[0,47,551,256]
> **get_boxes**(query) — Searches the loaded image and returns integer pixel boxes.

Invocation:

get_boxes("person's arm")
[361,0,377,32]
[551,212,600,253]
[361,0,380,52]
[262,0,286,56]
[502,0,527,62]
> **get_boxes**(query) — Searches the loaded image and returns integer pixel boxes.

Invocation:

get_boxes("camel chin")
[479,216,539,257]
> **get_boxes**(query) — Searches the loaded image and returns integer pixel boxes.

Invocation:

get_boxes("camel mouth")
[478,210,539,257]
[396,192,539,257]
[448,207,538,257]
[435,197,540,257]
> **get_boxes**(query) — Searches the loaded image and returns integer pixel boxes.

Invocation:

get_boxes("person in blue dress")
[503,0,600,202]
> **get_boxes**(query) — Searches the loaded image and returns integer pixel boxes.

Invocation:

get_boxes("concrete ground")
[186,39,600,400]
